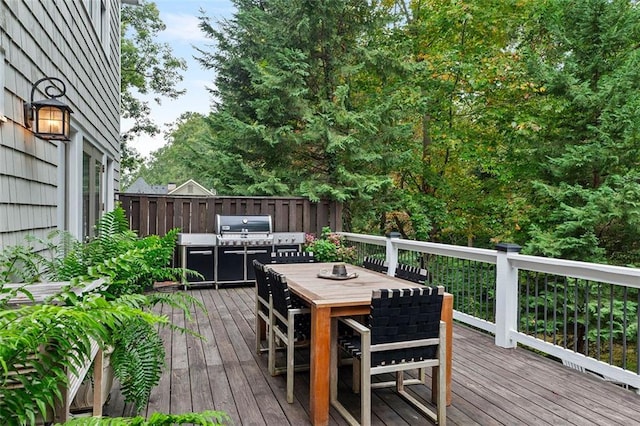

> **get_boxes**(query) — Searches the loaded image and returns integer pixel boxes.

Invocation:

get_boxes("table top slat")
[269,263,425,307]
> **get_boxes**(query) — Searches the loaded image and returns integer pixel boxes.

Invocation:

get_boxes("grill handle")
[246,249,269,255]
[189,250,213,255]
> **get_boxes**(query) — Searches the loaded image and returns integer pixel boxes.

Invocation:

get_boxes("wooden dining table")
[269,263,453,426]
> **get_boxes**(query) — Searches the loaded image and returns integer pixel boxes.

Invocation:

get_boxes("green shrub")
[304,227,357,263]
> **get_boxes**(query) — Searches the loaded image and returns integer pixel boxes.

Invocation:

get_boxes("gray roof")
[124,177,168,194]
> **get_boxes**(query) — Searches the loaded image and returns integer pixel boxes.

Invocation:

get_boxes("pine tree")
[522,0,640,263]
[195,1,395,206]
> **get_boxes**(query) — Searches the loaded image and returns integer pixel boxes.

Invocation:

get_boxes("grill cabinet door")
[216,247,246,282]
[185,247,215,282]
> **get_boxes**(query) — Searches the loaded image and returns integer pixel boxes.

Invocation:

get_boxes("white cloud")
[159,13,208,43]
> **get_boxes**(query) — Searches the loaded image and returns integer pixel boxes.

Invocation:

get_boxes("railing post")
[495,243,521,348]
[385,232,401,277]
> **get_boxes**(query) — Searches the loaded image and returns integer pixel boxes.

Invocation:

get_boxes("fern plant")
[0,206,204,416]
[57,410,230,425]
[0,293,169,424]
[52,207,183,298]
[110,316,165,409]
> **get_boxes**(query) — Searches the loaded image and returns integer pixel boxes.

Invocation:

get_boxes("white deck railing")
[340,232,640,390]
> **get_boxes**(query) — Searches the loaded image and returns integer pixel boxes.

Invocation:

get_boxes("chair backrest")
[271,251,315,264]
[394,263,430,284]
[266,269,293,319]
[362,256,388,273]
[253,260,271,302]
[369,286,444,365]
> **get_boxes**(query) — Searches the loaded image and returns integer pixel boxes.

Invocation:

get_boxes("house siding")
[0,0,121,249]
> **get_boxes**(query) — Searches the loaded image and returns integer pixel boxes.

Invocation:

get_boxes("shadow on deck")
[103,287,640,425]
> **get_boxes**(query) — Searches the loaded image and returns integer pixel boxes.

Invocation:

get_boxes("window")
[84,0,109,52]
[82,143,104,240]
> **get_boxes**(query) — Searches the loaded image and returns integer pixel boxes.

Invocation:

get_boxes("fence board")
[116,195,341,236]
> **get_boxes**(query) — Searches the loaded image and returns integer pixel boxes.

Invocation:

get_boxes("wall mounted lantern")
[24,77,73,141]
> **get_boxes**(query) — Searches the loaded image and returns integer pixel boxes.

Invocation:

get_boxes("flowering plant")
[304,227,357,263]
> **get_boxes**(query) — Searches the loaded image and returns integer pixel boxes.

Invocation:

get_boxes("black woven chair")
[394,262,430,284]
[271,251,315,264]
[267,269,311,403]
[362,256,388,274]
[253,260,272,355]
[331,286,446,426]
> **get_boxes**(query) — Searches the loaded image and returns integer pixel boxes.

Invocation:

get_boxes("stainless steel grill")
[216,214,274,246]
[178,215,306,289]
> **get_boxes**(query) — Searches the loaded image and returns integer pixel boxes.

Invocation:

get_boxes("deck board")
[103,287,640,425]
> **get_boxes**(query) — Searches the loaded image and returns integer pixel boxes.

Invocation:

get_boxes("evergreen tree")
[195,1,395,207]
[521,0,640,263]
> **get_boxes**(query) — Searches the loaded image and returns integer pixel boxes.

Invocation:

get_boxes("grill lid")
[216,214,273,235]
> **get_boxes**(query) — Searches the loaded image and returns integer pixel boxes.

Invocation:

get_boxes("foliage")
[58,410,230,425]
[520,0,640,263]
[50,207,201,412]
[135,0,640,266]
[48,207,184,298]
[120,0,187,182]
[195,0,394,200]
[0,242,42,284]
[110,316,166,410]
[304,227,356,263]
[0,207,204,417]
[0,293,167,424]
[518,275,638,361]
[132,113,219,192]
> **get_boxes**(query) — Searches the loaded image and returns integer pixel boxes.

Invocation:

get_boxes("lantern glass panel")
[36,106,64,136]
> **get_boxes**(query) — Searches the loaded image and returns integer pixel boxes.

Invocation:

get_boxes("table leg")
[432,293,453,405]
[310,305,331,426]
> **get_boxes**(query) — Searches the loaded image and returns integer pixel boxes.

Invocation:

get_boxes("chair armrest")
[289,307,310,315]
[337,317,370,335]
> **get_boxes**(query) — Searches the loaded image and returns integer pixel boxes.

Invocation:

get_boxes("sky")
[123,0,236,158]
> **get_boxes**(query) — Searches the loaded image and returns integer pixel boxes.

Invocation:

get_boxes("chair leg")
[255,318,262,354]
[255,296,260,354]
[437,321,447,425]
[268,313,276,376]
[396,370,404,392]
[353,358,360,394]
[286,324,295,403]
[256,311,268,355]
[361,349,371,426]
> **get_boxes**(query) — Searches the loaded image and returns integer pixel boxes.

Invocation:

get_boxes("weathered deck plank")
[103,287,640,425]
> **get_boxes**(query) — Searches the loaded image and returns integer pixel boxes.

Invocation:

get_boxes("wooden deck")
[103,287,640,425]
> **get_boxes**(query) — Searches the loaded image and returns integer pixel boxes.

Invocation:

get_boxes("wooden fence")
[116,194,342,237]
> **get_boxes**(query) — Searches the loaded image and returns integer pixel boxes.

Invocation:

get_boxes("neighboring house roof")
[168,179,216,196]
[124,177,168,195]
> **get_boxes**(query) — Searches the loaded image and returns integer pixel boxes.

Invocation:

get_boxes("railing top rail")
[509,253,640,289]
[392,239,498,264]
[339,232,386,246]
[340,232,498,264]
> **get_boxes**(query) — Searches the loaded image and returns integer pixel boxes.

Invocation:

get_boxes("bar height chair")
[331,286,447,426]
[267,269,312,403]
